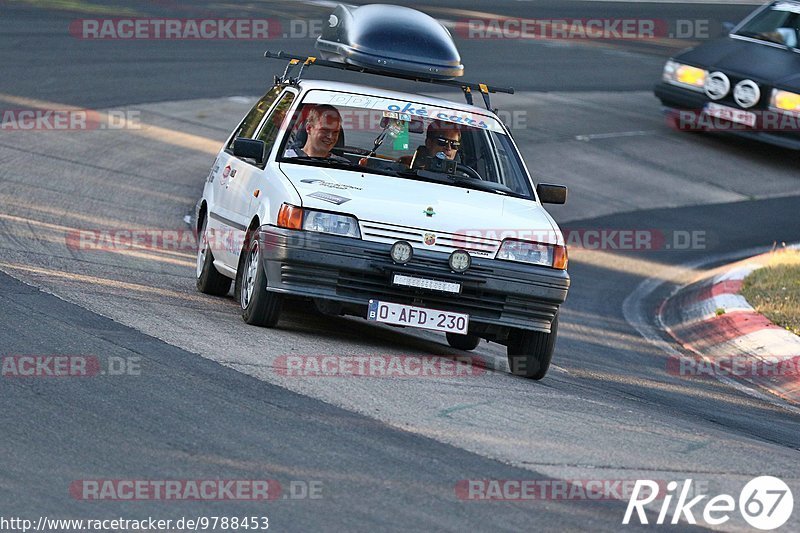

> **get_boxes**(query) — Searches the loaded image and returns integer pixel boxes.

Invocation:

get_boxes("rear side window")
[226,87,281,150]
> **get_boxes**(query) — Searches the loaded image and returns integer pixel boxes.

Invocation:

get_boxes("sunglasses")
[433,137,461,149]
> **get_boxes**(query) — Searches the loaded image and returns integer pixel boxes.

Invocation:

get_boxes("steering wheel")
[456,163,483,181]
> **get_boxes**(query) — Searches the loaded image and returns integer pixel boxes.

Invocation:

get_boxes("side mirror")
[537,183,567,205]
[722,22,735,35]
[233,137,267,166]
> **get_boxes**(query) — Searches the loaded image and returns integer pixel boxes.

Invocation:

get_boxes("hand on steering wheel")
[456,163,483,180]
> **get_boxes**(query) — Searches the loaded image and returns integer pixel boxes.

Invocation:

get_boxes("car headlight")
[496,239,568,270]
[771,89,800,114]
[662,60,707,92]
[277,204,361,238]
[304,210,361,238]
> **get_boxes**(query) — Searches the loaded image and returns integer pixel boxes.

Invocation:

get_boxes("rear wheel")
[506,315,558,380]
[239,232,283,327]
[446,332,481,351]
[196,215,232,296]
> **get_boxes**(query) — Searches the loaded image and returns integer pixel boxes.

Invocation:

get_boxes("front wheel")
[446,332,481,351]
[239,233,283,327]
[506,315,558,380]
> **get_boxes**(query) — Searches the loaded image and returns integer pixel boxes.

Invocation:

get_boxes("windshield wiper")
[393,168,526,198]
[449,176,525,198]
[282,155,400,177]
[284,155,352,165]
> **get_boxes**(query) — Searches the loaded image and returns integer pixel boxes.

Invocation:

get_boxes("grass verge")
[741,249,800,336]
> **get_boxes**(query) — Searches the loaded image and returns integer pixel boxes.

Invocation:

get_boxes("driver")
[285,105,348,161]
[405,120,461,169]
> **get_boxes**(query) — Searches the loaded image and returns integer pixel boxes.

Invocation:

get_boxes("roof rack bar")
[265,50,514,109]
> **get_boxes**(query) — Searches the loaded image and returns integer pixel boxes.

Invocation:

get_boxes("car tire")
[196,216,232,296]
[239,232,283,327]
[446,332,481,351]
[506,315,558,380]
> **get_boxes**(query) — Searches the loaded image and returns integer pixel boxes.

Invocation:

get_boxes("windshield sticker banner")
[303,90,505,133]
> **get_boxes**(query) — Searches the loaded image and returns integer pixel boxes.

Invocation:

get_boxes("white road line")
[575,130,658,141]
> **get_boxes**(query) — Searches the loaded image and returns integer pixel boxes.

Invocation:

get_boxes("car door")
[207,87,281,268]
[215,88,298,268]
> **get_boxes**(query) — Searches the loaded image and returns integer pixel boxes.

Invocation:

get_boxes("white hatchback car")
[196,74,570,379]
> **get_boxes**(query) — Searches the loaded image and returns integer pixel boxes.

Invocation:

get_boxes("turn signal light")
[277,204,303,230]
[553,245,568,270]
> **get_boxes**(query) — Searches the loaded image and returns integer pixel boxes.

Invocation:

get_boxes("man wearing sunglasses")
[405,120,461,169]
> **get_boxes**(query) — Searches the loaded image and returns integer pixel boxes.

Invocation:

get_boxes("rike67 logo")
[623,477,794,530]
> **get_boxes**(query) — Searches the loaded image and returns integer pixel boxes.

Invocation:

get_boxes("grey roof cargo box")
[315,4,464,80]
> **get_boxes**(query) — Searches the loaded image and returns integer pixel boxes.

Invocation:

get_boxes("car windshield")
[277,90,535,199]
[734,2,800,49]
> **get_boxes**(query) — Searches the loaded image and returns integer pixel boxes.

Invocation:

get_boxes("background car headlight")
[303,210,361,238]
[662,60,706,92]
[496,240,568,270]
[771,89,800,114]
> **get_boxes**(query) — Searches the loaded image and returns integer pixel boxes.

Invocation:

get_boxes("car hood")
[675,37,800,89]
[278,162,562,250]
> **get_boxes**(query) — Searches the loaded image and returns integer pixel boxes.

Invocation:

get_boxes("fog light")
[449,250,471,273]
[390,241,413,264]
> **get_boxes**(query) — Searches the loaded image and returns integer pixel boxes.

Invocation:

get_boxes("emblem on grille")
[733,80,760,108]
[423,233,436,246]
[704,72,730,101]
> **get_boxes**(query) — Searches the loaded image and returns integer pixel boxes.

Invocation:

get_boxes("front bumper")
[654,81,800,150]
[654,81,708,110]
[258,226,569,334]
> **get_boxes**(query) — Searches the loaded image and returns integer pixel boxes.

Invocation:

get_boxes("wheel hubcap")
[241,241,259,309]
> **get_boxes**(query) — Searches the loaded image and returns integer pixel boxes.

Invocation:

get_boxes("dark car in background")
[655,0,800,149]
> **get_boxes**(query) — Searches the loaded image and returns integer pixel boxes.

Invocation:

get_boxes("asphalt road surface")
[1,1,799,532]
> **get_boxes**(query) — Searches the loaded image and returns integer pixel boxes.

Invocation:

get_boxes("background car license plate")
[367,300,469,334]
[704,102,756,127]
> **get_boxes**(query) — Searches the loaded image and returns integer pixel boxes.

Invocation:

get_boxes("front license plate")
[367,300,469,334]
[704,102,757,127]
[391,274,461,294]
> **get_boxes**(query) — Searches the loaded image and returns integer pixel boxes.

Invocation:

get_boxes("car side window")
[254,91,297,160]
[225,86,281,151]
